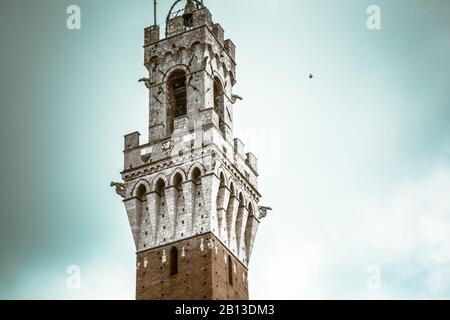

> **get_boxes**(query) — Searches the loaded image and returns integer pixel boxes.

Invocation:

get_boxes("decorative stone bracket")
[110,182,126,198]
[258,206,272,219]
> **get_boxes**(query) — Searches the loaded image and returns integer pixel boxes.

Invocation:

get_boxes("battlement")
[144,25,160,46]
[123,122,259,189]
[143,6,235,63]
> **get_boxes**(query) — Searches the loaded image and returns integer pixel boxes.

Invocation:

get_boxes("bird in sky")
[309,73,314,79]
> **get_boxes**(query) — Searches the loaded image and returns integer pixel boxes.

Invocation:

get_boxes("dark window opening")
[192,167,202,185]
[228,255,233,286]
[174,173,183,191]
[183,14,193,28]
[182,1,195,28]
[213,77,226,137]
[156,179,165,196]
[136,185,147,202]
[167,70,187,134]
[170,247,178,276]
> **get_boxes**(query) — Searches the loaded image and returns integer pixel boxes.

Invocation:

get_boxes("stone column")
[201,173,220,235]
[216,186,230,242]
[226,194,239,251]
[182,181,195,236]
[244,216,260,263]
[165,186,177,240]
[124,198,140,249]
[236,206,249,259]
[147,191,159,247]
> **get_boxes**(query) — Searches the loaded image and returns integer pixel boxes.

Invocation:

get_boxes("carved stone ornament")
[110,182,126,198]
[258,206,272,219]
[162,140,175,156]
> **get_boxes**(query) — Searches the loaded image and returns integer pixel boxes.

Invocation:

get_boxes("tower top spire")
[153,0,157,26]
[166,0,205,22]
[165,0,206,37]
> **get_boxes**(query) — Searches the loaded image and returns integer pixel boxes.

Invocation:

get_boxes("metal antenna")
[153,0,157,25]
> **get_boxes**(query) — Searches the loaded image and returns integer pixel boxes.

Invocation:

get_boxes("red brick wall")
[136,233,249,300]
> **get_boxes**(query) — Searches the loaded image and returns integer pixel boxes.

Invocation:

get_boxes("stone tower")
[112,0,268,300]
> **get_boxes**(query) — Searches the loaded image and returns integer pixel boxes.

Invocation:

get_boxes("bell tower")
[113,0,268,300]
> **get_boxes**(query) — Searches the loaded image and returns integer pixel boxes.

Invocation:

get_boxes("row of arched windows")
[136,170,253,246]
[216,171,253,257]
[134,168,253,269]
[134,167,202,201]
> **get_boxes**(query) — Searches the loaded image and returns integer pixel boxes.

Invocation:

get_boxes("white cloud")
[251,243,324,300]
[9,261,135,300]
[358,165,450,298]
[71,263,135,300]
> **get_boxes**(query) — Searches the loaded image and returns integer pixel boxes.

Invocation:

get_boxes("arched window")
[238,193,244,208]
[192,167,203,229]
[216,172,227,237]
[225,182,235,243]
[243,202,254,260]
[229,182,235,197]
[213,77,226,137]
[173,173,183,191]
[228,255,233,286]
[136,184,147,202]
[173,173,184,228]
[167,70,187,134]
[155,178,166,220]
[155,179,166,196]
[219,172,226,187]
[170,247,178,275]
[235,193,245,251]
[192,167,202,185]
[182,0,195,28]
[136,184,148,232]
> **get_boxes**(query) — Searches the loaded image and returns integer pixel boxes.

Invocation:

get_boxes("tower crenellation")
[114,0,268,300]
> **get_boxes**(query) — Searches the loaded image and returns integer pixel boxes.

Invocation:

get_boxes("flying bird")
[309,73,314,79]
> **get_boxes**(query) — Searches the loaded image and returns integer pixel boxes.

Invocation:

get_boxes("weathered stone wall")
[122,142,260,266]
[143,10,236,144]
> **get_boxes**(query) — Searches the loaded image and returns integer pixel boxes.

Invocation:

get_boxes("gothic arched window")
[167,70,187,134]
[192,167,202,185]
[155,179,166,196]
[170,247,178,275]
[235,193,245,251]
[213,77,226,137]
[136,184,147,202]
[173,173,183,191]
[228,255,233,286]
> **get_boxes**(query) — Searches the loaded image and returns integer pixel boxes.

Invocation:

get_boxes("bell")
[184,0,195,15]
[183,0,195,27]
